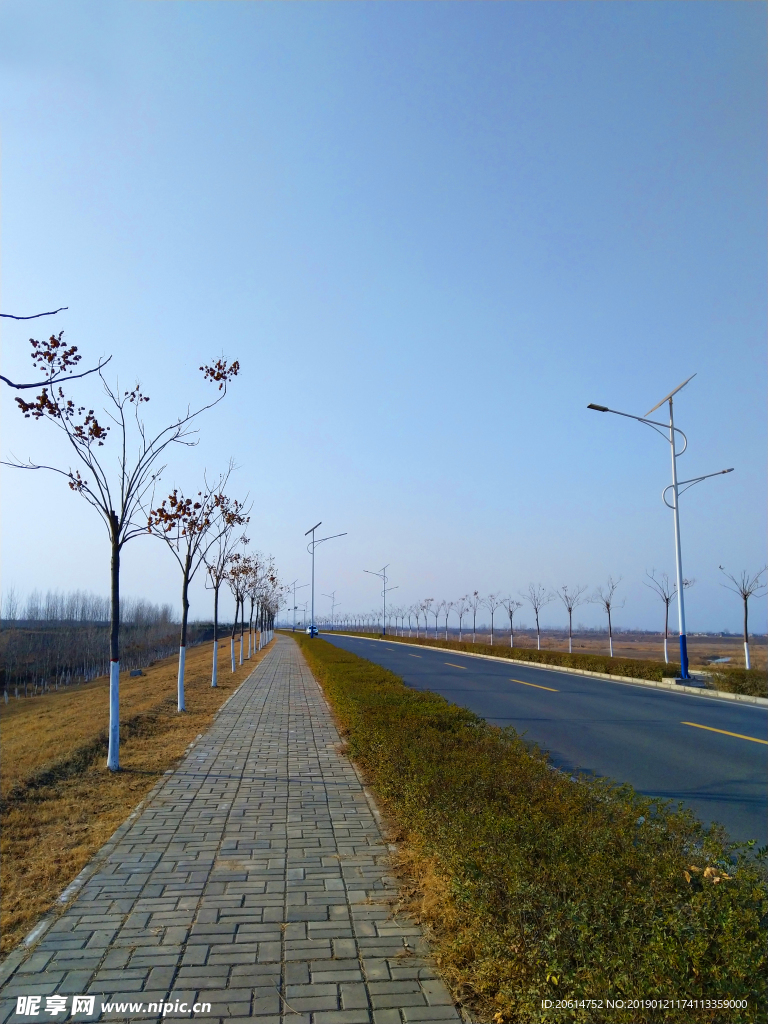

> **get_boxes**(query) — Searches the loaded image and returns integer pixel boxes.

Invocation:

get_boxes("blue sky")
[1,1,765,632]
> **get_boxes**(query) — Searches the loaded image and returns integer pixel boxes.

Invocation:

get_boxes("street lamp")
[286,579,310,632]
[323,591,339,631]
[364,565,398,636]
[588,375,733,681]
[305,522,347,638]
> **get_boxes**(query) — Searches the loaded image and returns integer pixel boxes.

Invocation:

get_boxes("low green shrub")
[295,634,767,1024]
[708,666,768,699]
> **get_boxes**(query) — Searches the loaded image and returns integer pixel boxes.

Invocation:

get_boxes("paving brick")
[372,1012,402,1024]
[314,1011,372,1024]
[401,1009,460,1021]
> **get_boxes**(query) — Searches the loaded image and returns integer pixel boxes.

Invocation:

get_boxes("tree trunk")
[231,599,238,672]
[743,595,751,669]
[490,611,494,646]
[536,613,540,650]
[608,609,613,658]
[568,610,572,654]
[107,514,120,771]
[664,601,669,663]
[212,584,219,687]
[178,559,190,712]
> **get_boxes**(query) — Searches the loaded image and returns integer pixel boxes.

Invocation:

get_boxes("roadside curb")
[320,633,768,707]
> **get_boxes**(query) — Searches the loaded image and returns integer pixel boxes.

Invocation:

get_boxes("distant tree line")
[0,589,209,700]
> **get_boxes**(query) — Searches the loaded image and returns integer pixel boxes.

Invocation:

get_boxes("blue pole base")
[677,633,689,680]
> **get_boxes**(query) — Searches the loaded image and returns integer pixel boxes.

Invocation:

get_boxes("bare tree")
[421,598,433,638]
[502,597,523,648]
[592,577,624,658]
[146,470,247,709]
[523,584,554,651]
[225,544,251,670]
[557,585,588,654]
[483,592,503,646]
[1,330,111,391]
[432,600,443,638]
[442,600,454,640]
[5,354,239,770]
[453,594,469,642]
[204,511,249,686]
[644,570,694,664]
[718,566,767,670]
[407,604,417,637]
[468,591,482,643]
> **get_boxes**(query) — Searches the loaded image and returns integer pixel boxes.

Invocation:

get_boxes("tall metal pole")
[364,565,397,636]
[305,523,346,637]
[588,376,733,683]
[668,397,689,678]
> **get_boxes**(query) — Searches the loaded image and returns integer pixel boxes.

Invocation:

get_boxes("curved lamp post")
[287,578,310,632]
[588,375,733,680]
[364,565,398,636]
[323,591,339,631]
[305,522,347,638]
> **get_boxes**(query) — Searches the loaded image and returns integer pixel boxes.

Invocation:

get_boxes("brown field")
[0,636,269,959]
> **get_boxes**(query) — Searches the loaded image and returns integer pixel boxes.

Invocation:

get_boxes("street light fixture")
[323,591,339,632]
[305,522,347,638]
[364,565,398,636]
[286,579,310,632]
[588,375,733,681]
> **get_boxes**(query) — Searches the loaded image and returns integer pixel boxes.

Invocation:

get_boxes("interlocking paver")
[0,637,459,1022]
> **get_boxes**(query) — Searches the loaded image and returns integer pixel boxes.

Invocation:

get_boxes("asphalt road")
[318,633,768,846]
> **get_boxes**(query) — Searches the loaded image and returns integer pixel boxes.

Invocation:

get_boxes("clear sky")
[1,1,766,634]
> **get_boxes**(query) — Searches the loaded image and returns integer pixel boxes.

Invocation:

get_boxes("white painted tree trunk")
[663,637,668,663]
[537,633,541,650]
[107,661,120,771]
[239,635,243,665]
[177,646,186,711]
[247,631,251,659]
[744,641,751,669]
[230,637,235,672]
[212,641,218,687]
[609,636,614,657]
[569,636,572,654]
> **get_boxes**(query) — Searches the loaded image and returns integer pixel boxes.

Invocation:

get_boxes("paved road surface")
[0,636,458,1024]
[319,633,767,846]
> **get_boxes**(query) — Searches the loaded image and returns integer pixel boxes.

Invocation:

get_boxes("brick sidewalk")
[0,636,459,1024]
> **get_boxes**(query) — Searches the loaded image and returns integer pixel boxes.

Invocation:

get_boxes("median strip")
[511,677,558,692]
[681,721,768,745]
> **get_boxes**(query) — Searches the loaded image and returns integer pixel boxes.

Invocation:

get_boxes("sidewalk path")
[0,636,459,1024]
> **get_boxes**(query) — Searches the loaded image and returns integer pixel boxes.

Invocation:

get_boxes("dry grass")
[0,637,269,958]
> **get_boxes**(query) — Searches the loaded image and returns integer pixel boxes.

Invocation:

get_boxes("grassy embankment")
[323,631,767,697]
[293,633,767,1024]
[0,639,269,958]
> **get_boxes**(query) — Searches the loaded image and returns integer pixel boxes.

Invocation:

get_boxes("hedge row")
[294,634,767,1024]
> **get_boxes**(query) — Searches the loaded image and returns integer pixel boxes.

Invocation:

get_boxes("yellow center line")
[510,678,559,692]
[444,662,467,670]
[681,722,768,745]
